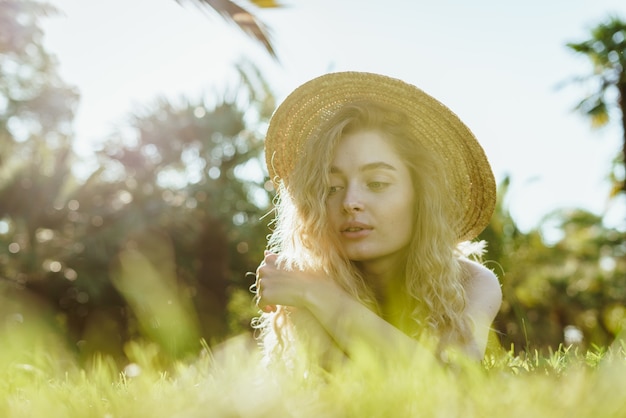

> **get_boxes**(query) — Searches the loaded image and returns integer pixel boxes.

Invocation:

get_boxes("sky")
[41,0,626,233]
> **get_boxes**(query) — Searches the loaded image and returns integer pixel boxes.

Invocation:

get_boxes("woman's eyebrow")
[360,162,396,172]
[330,162,397,174]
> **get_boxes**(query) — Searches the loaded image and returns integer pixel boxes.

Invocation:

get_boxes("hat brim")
[265,71,495,242]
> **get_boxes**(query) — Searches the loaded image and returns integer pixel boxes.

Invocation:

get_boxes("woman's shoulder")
[459,258,502,317]
[459,257,498,282]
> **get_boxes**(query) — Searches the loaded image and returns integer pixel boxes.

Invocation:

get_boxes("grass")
[1,331,626,418]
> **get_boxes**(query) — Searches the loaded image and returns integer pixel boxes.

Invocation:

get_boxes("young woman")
[251,72,502,367]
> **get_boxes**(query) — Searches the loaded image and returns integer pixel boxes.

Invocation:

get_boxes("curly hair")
[253,102,475,363]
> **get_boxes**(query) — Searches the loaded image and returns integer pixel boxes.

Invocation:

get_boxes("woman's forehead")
[329,130,408,173]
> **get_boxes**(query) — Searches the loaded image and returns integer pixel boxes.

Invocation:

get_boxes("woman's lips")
[340,222,373,239]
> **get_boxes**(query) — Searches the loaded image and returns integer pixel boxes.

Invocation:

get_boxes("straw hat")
[264,71,495,242]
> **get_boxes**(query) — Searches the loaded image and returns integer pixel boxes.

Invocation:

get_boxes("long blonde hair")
[253,102,474,362]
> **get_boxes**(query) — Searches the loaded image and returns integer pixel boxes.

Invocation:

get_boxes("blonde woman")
[251,72,502,367]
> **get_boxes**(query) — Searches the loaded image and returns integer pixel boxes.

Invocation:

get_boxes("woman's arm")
[288,307,348,368]
[256,253,429,364]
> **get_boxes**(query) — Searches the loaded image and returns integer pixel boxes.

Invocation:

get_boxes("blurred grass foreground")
[2,233,625,418]
[2,294,626,418]
[1,338,626,418]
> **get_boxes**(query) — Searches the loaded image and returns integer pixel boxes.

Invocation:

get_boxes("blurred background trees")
[482,189,626,351]
[1,0,625,364]
[0,0,273,363]
[566,16,626,197]
[0,0,83,368]
[487,15,626,351]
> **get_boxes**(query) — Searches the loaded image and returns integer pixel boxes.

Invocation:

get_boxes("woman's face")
[326,130,415,273]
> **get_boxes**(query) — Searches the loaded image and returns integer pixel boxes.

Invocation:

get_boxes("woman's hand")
[253,251,337,313]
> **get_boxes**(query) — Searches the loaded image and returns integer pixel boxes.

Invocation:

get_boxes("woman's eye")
[328,185,343,195]
[368,181,388,190]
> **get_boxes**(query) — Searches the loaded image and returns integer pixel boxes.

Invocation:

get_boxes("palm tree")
[175,0,282,60]
[566,16,626,195]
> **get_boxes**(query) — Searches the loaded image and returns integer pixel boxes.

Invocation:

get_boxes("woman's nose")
[342,187,364,213]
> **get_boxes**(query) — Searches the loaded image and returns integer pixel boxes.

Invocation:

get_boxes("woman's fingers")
[256,278,277,313]
[247,270,277,313]
[262,304,277,313]
[263,251,278,265]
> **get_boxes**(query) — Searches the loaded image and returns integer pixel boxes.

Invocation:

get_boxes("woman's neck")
[356,257,406,304]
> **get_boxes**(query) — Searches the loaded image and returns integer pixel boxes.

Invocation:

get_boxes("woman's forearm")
[301,282,429,362]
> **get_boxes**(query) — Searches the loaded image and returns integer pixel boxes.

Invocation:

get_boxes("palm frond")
[574,95,610,128]
[175,0,279,60]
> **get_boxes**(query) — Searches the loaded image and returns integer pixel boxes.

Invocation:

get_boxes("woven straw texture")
[265,71,495,242]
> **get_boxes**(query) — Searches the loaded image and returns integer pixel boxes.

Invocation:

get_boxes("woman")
[251,72,502,367]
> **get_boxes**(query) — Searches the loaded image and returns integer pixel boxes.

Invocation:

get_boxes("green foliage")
[567,16,626,84]
[566,15,626,127]
[86,64,275,350]
[565,14,626,195]
[4,72,274,361]
[481,178,626,353]
[0,0,79,171]
[0,0,272,363]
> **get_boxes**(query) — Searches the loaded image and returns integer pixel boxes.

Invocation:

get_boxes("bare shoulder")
[458,258,502,358]
[459,258,502,319]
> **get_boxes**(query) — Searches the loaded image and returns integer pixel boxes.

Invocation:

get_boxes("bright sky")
[42,0,626,232]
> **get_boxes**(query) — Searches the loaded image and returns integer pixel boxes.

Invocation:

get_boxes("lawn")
[2,331,625,418]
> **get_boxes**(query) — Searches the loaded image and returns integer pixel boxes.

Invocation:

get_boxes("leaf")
[249,0,283,8]
[175,0,280,60]
[587,100,610,127]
